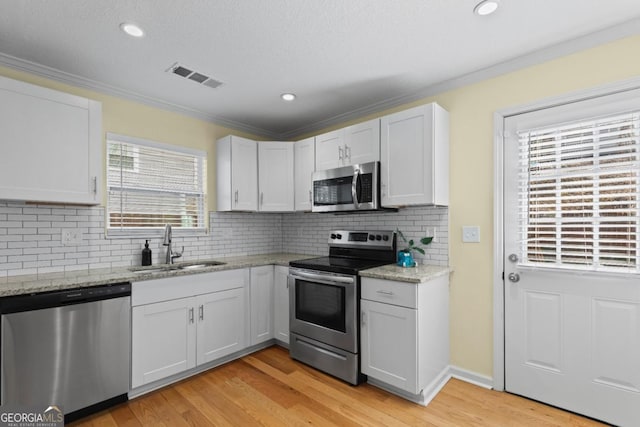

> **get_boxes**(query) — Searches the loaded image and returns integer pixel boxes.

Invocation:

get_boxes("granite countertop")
[360,263,452,283]
[0,253,313,297]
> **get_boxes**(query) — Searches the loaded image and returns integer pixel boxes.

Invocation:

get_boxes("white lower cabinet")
[250,265,275,345]
[360,275,449,402]
[361,299,418,392]
[196,288,246,364]
[273,265,290,344]
[131,269,247,389]
[132,297,197,387]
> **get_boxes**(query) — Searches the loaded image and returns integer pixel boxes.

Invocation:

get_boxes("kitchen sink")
[129,266,171,274]
[129,260,226,274]
[175,261,226,270]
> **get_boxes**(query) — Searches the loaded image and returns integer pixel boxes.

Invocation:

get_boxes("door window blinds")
[518,112,640,273]
[107,134,206,233]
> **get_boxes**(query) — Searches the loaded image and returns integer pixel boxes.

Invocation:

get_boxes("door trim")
[492,75,640,391]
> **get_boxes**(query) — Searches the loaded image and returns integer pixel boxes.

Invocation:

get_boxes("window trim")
[105,133,208,239]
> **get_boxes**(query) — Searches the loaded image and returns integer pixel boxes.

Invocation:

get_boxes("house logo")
[0,404,64,427]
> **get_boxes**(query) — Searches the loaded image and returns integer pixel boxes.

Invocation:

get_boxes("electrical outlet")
[430,227,438,243]
[462,226,480,243]
[61,228,83,246]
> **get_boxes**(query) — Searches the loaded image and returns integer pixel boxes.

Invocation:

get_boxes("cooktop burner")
[290,230,396,275]
[289,256,391,275]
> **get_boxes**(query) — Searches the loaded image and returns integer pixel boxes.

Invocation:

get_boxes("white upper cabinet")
[294,137,315,211]
[315,129,344,170]
[344,119,380,166]
[216,135,258,211]
[0,75,102,205]
[315,118,380,171]
[380,103,449,207]
[258,141,294,212]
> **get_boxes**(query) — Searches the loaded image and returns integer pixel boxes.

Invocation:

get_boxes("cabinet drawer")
[361,278,417,309]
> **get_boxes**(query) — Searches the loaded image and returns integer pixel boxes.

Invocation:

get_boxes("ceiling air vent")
[167,62,223,89]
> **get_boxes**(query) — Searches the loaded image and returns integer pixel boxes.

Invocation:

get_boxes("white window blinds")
[107,134,207,233]
[518,112,640,273]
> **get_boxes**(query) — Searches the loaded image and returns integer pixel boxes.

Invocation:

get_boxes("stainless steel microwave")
[312,161,381,213]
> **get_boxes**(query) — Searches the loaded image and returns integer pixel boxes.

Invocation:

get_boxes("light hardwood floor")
[70,346,606,426]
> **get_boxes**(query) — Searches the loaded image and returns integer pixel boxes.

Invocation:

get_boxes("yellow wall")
[0,65,261,212]
[2,33,640,377]
[299,34,640,376]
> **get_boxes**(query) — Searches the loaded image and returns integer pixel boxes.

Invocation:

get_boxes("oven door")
[288,268,358,353]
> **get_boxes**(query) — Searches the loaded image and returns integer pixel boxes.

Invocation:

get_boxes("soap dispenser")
[142,240,152,266]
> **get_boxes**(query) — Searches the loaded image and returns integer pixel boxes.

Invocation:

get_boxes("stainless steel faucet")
[163,224,183,264]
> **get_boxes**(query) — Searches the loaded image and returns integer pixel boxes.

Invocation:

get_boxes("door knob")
[508,272,520,283]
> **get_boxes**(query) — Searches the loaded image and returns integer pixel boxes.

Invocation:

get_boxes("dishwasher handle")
[0,282,132,314]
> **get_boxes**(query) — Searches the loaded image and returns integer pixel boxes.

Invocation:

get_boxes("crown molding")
[281,17,640,140]
[1,16,638,141]
[0,52,279,139]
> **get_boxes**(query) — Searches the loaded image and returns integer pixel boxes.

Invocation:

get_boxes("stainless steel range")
[288,230,396,384]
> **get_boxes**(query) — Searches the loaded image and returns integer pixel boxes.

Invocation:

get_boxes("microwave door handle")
[352,167,360,209]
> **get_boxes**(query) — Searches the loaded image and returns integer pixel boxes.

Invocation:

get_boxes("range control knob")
[382,235,389,241]
[368,235,375,241]
[330,233,337,240]
[336,233,342,240]
[375,235,382,241]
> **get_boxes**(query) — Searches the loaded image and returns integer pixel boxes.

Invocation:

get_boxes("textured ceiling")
[1,0,640,138]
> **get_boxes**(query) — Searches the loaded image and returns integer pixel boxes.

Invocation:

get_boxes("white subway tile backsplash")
[0,201,448,276]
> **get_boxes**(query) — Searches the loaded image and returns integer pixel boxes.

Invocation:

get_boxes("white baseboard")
[448,365,493,389]
[366,365,493,406]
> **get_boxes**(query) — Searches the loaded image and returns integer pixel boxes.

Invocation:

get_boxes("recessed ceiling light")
[281,93,296,101]
[474,0,500,16]
[120,22,144,37]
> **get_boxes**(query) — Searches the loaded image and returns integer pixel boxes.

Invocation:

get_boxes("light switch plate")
[462,226,480,243]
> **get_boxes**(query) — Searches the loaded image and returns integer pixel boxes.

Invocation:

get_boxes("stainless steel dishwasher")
[1,283,131,423]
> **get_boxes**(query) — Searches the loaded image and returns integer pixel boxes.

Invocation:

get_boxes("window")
[518,112,640,272]
[107,133,207,235]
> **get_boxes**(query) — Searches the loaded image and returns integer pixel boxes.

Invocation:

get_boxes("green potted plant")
[396,229,433,267]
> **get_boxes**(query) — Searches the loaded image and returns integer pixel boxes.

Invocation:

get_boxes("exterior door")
[503,89,640,426]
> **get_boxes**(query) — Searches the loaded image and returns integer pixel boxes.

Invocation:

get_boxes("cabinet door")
[196,288,246,365]
[273,265,290,344]
[0,75,102,204]
[250,265,274,345]
[361,299,418,394]
[258,141,294,211]
[232,136,258,211]
[315,129,344,170]
[344,119,380,166]
[131,297,196,388]
[294,137,315,211]
[380,103,449,207]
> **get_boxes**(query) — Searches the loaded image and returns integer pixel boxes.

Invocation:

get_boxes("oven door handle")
[289,271,355,285]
